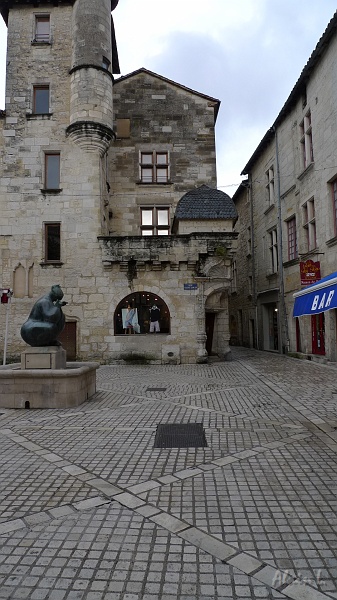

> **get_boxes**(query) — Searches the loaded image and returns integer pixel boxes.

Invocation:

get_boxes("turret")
[66,0,120,155]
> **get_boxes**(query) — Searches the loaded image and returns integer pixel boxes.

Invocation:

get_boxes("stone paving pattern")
[0,348,337,599]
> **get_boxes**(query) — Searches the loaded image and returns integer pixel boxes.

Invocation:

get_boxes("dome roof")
[175,185,237,220]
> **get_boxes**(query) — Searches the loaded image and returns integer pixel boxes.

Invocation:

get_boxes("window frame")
[266,166,275,206]
[332,179,337,237]
[44,222,61,263]
[302,197,316,251]
[269,228,278,273]
[44,152,60,190]
[140,206,170,236]
[34,14,51,43]
[287,217,298,261]
[139,151,170,184]
[33,85,50,114]
[102,56,111,71]
[300,110,314,170]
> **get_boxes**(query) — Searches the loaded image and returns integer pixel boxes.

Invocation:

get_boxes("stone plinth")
[0,363,99,409]
[21,346,67,370]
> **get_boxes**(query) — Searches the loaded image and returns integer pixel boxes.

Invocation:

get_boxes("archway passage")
[114,292,170,335]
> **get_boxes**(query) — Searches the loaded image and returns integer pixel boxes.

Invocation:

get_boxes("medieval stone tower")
[0,0,120,358]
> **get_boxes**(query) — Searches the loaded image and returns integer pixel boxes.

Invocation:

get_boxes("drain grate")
[154,423,207,448]
[147,387,167,392]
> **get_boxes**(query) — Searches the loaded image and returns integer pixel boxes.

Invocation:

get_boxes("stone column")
[196,284,208,364]
[217,296,232,361]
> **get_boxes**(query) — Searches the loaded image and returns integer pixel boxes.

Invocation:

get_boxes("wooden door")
[57,321,77,360]
[311,313,325,355]
[205,313,215,355]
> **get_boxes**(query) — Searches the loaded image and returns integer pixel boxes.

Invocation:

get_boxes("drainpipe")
[274,126,290,353]
[247,174,259,349]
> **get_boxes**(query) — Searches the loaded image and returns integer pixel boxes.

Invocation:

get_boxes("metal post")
[3,290,13,366]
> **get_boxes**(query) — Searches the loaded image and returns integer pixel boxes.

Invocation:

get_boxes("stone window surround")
[33,13,51,44]
[42,222,62,265]
[32,84,50,115]
[286,216,298,261]
[140,206,170,236]
[139,150,170,184]
[302,197,316,252]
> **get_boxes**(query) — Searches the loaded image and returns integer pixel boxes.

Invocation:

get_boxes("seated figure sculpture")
[21,285,67,347]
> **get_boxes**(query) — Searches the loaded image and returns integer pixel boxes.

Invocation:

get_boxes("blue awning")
[293,271,337,317]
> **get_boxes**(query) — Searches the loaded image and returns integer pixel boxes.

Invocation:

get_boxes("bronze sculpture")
[21,285,67,347]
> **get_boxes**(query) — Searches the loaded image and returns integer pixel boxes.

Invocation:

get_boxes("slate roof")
[174,185,237,220]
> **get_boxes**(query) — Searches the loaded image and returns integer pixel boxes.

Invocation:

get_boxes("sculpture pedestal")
[0,362,99,409]
[21,346,67,370]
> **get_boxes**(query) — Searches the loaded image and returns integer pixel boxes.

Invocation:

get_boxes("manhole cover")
[154,423,207,448]
[147,387,167,392]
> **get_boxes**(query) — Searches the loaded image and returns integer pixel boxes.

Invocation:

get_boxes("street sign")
[184,283,198,291]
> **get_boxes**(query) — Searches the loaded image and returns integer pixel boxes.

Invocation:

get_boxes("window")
[231,260,237,293]
[269,228,278,273]
[114,291,170,335]
[102,56,110,70]
[266,166,274,205]
[116,119,130,139]
[140,207,170,235]
[302,198,316,251]
[45,223,61,262]
[247,226,252,255]
[34,15,50,43]
[45,153,60,189]
[287,217,298,260]
[300,111,314,169]
[140,151,169,183]
[33,85,49,114]
[332,180,337,236]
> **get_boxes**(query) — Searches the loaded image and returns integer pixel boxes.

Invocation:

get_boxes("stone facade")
[230,11,337,362]
[0,0,237,364]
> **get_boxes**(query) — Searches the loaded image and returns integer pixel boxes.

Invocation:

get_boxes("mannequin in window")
[124,302,136,334]
[149,304,160,333]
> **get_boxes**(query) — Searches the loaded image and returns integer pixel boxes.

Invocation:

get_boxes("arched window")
[114,292,170,335]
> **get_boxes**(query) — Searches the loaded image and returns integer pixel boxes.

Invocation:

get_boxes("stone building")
[229,11,337,362]
[0,0,238,364]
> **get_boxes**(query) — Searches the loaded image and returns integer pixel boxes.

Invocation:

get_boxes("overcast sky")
[0,0,336,192]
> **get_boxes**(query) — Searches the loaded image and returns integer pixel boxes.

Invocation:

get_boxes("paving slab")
[1,348,337,598]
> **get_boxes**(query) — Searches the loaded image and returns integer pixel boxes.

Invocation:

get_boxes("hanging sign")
[300,260,321,286]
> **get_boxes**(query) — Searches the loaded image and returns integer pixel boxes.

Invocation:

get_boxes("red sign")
[300,260,321,286]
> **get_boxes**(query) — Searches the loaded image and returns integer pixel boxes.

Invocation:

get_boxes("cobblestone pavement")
[0,347,337,599]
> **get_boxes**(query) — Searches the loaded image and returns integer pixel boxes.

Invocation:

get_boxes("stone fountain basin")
[0,362,99,409]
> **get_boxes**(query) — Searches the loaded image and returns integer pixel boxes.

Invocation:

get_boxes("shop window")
[114,292,170,335]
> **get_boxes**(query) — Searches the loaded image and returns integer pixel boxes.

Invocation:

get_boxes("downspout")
[274,126,290,353]
[248,174,259,349]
